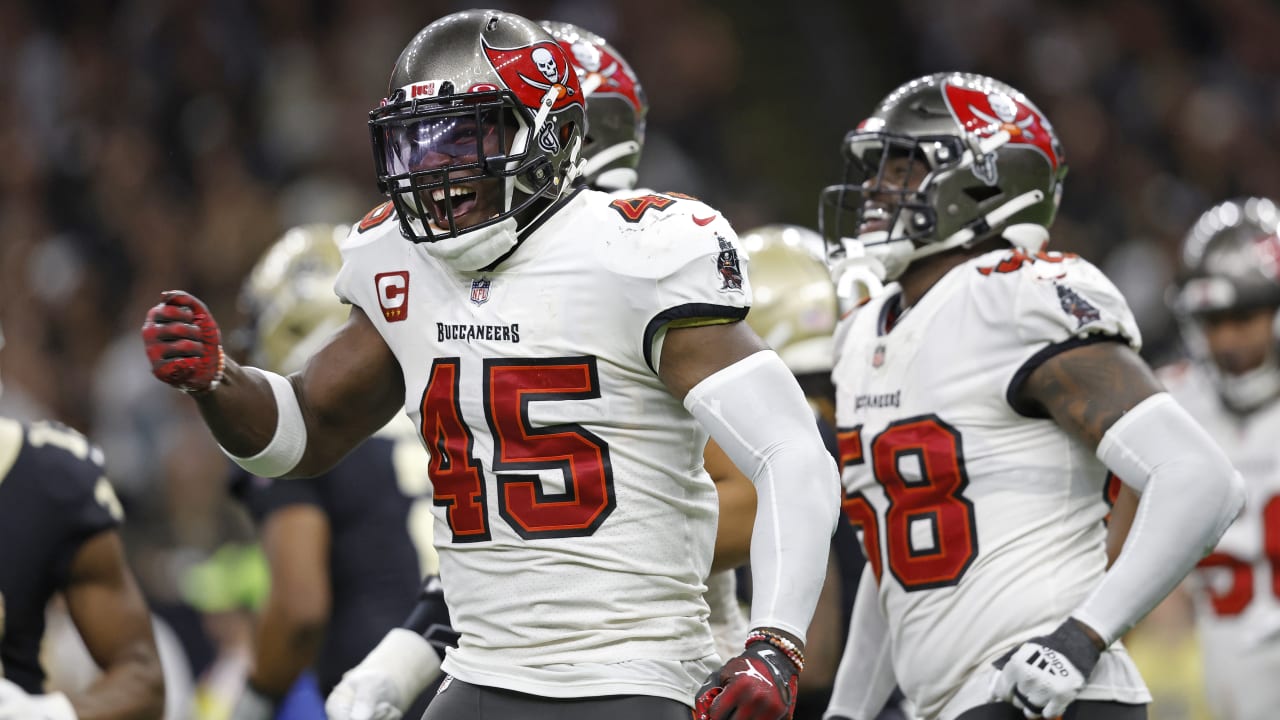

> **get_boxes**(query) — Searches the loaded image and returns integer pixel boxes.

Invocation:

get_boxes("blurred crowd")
[3,0,1280,717]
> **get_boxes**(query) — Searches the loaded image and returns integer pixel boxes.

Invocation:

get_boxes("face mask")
[420,217,520,271]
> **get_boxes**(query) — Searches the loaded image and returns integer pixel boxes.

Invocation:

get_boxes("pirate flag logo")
[715,233,743,292]
[1056,283,1101,328]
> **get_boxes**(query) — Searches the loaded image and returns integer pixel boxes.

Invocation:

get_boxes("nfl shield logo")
[871,344,886,368]
[470,278,491,306]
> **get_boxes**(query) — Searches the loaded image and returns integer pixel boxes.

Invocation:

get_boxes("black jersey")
[231,432,430,694]
[0,418,121,693]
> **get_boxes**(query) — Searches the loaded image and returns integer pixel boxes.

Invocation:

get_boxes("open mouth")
[428,184,480,227]
[859,204,891,234]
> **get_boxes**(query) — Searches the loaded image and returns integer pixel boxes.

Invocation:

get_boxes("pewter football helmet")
[370,10,587,243]
[539,20,647,190]
[1173,197,1280,412]
[821,72,1067,282]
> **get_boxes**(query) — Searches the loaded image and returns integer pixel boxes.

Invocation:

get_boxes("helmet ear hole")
[964,185,1001,204]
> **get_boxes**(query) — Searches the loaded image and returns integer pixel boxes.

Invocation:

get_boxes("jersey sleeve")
[601,194,752,372]
[20,422,124,586]
[1004,254,1143,416]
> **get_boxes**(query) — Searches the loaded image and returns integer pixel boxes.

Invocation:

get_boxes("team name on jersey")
[436,322,521,343]
[854,390,901,411]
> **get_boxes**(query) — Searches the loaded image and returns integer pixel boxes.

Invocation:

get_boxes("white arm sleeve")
[218,368,307,478]
[1074,392,1245,643]
[684,350,841,642]
[824,565,897,720]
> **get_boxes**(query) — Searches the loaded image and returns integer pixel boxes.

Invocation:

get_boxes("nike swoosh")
[692,214,717,226]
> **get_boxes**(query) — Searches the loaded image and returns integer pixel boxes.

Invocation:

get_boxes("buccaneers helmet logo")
[482,39,583,112]
[943,83,1062,174]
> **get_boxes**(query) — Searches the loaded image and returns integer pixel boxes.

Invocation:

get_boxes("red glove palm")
[142,291,225,394]
[694,641,799,720]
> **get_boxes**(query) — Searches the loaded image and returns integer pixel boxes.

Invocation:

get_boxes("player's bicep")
[293,305,404,473]
[657,320,767,401]
[64,530,158,672]
[1018,340,1163,451]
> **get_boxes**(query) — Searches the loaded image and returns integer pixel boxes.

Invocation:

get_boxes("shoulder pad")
[977,249,1142,351]
[591,189,740,281]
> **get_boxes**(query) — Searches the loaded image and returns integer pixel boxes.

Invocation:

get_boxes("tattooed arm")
[1016,339,1162,449]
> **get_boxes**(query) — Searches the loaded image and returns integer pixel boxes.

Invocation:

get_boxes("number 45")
[419,356,616,542]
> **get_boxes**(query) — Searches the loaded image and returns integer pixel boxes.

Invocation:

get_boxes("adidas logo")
[1026,649,1070,677]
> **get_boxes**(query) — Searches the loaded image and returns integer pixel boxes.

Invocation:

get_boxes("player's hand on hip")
[988,618,1103,719]
[695,635,800,720]
[325,671,404,720]
[141,290,225,393]
[0,678,77,720]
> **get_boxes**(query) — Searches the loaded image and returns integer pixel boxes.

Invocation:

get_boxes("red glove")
[142,290,225,394]
[694,640,799,720]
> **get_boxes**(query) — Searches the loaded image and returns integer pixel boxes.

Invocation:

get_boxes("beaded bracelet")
[746,628,805,673]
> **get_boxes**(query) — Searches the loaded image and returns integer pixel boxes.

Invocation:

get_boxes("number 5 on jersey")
[839,415,978,591]
[421,356,616,541]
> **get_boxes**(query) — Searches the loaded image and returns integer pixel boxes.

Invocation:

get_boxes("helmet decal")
[559,38,644,115]
[482,38,583,112]
[942,82,1061,171]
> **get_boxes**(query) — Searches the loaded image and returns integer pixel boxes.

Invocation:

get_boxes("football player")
[1162,197,1280,720]
[226,225,445,720]
[324,22,763,719]
[141,10,838,720]
[0,322,166,719]
[819,72,1244,720]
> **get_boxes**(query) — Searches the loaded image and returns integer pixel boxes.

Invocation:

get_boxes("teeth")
[431,186,475,202]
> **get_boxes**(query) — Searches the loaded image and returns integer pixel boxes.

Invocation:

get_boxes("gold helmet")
[240,224,349,375]
[740,224,838,376]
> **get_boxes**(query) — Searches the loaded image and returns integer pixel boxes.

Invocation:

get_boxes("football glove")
[0,678,76,720]
[325,628,441,720]
[695,640,799,720]
[988,618,1102,719]
[142,290,225,393]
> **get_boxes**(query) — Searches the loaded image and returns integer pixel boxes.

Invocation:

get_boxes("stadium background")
[1,0,1271,717]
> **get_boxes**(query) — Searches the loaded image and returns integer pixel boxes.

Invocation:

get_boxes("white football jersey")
[832,248,1151,719]
[1162,361,1280,720]
[334,188,750,703]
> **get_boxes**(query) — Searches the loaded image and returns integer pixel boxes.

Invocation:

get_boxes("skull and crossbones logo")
[518,44,577,99]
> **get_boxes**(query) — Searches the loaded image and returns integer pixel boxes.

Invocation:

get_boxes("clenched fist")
[142,290,225,393]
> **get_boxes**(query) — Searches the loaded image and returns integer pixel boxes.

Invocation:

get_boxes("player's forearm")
[684,351,841,641]
[1076,393,1245,644]
[249,606,326,698]
[68,640,164,720]
[193,359,280,457]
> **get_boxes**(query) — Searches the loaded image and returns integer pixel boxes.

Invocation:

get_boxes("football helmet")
[1173,197,1280,412]
[369,10,586,244]
[820,72,1067,282]
[240,224,349,376]
[539,20,647,191]
[739,225,838,377]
